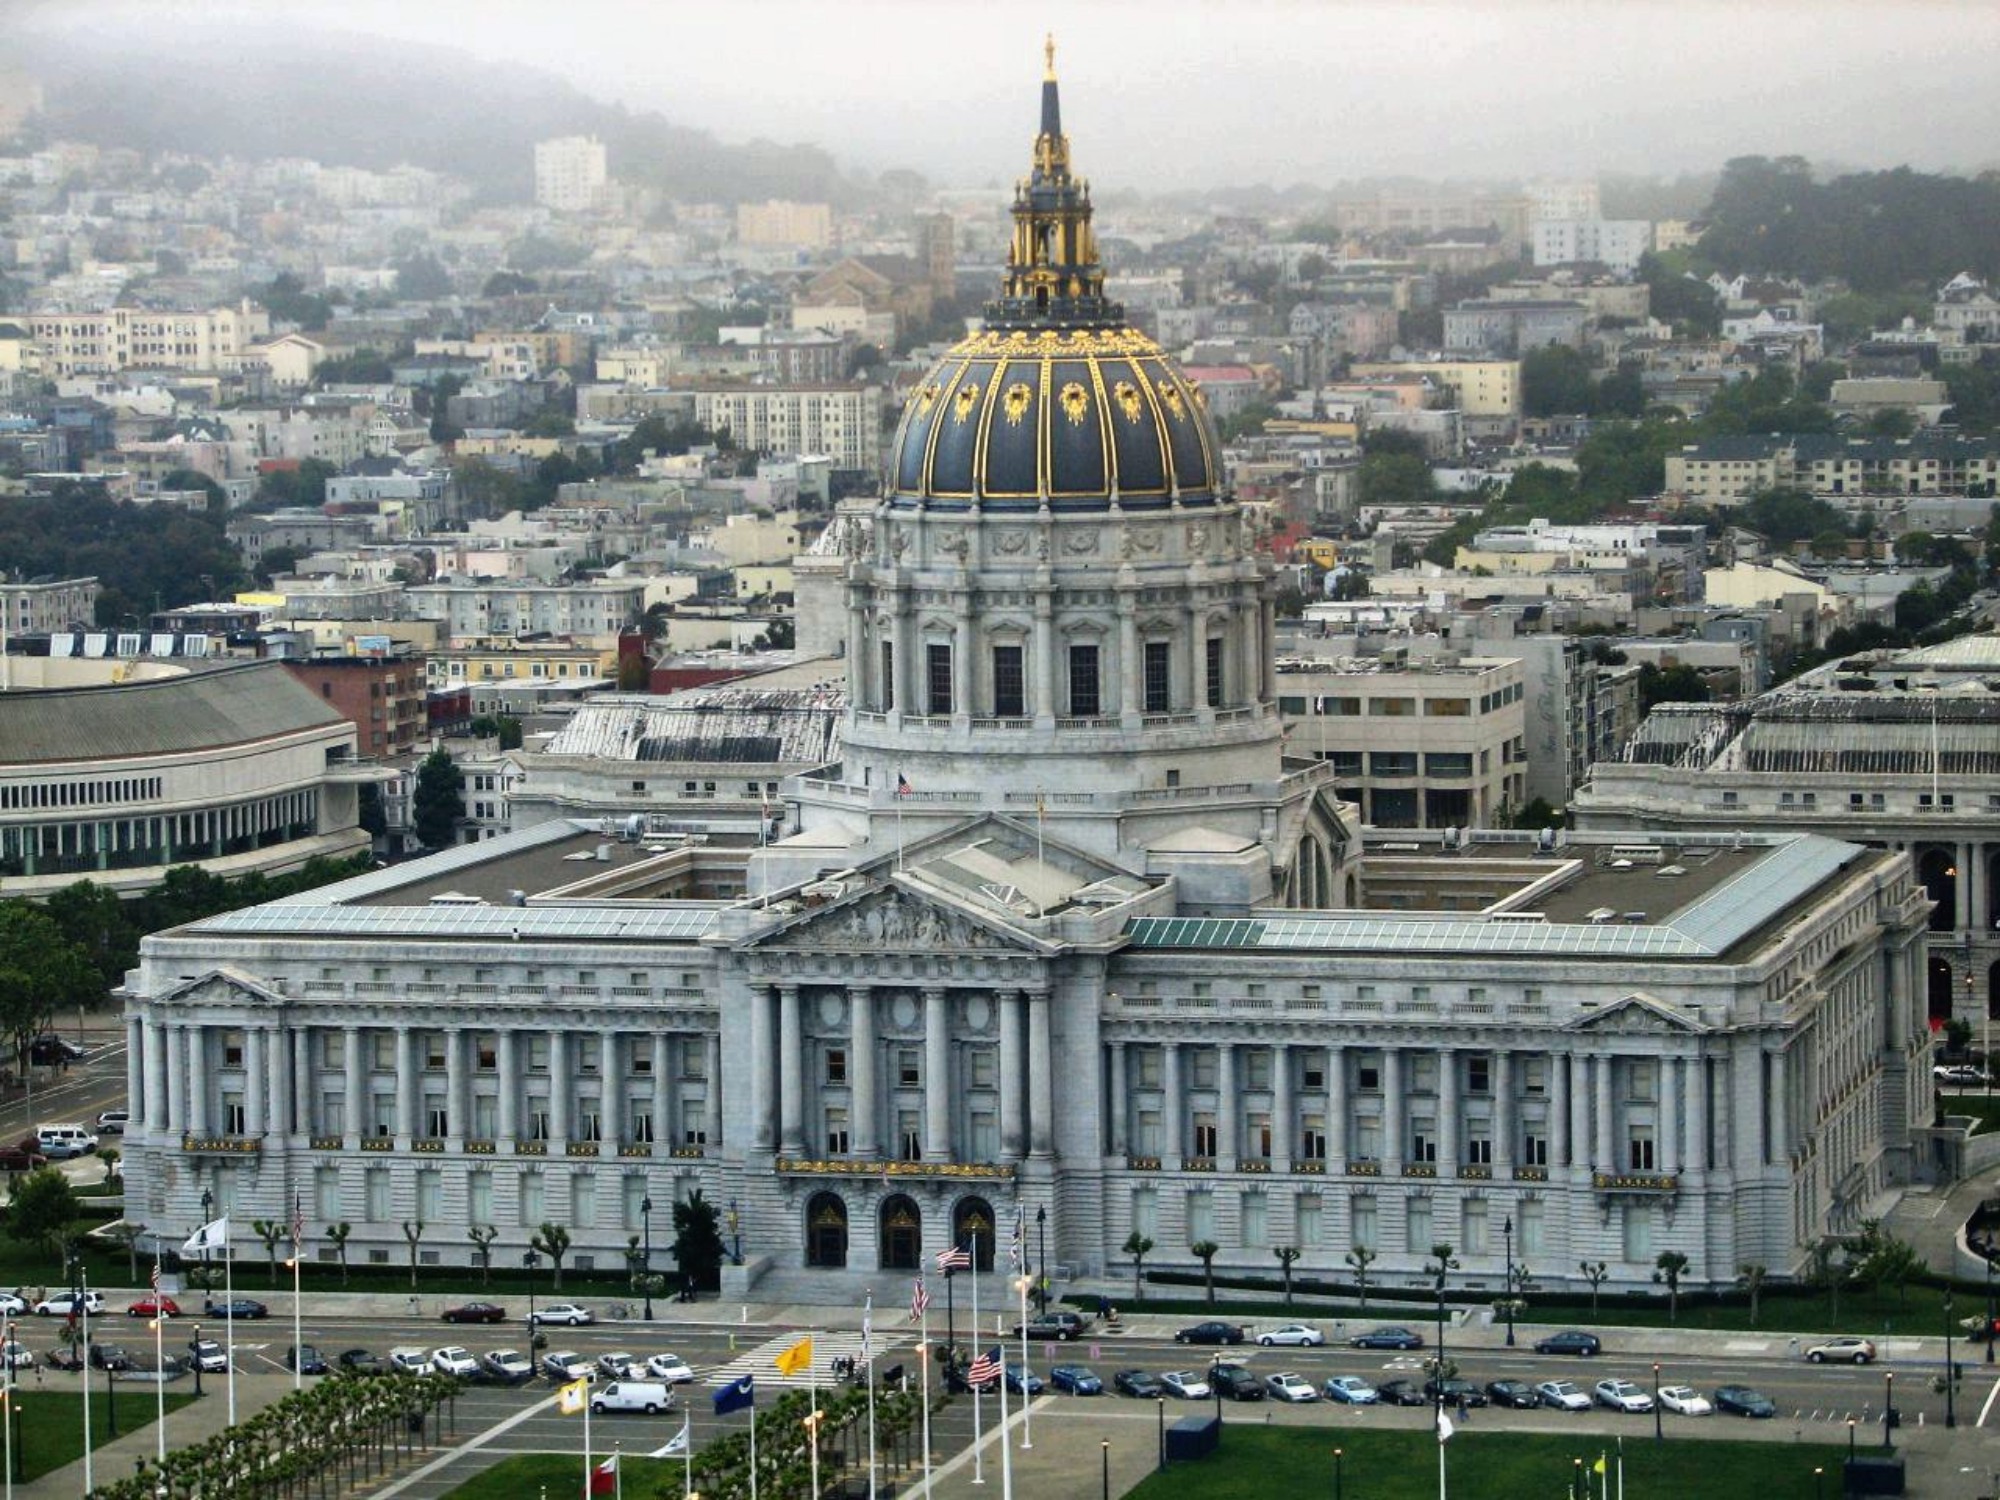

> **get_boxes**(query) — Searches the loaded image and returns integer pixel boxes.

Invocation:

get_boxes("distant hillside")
[13,21,863,207]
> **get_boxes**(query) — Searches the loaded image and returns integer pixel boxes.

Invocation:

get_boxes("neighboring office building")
[1531,220,1652,274]
[1664,434,2000,506]
[1444,300,1587,357]
[1350,359,1522,420]
[22,302,271,378]
[534,135,609,213]
[279,651,428,759]
[736,200,834,249]
[686,382,884,476]
[407,580,646,644]
[1,576,100,636]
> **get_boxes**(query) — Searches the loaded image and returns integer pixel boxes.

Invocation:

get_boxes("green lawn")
[1125,1427,1849,1500]
[441,1452,677,1499]
[1,1391,195,1481]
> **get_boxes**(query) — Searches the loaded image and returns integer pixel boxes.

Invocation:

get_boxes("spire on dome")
[1041,33,1061,138]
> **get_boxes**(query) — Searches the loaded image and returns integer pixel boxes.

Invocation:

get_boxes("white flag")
[862,1293,873,1362]
[651,1418,690,1458]
[182,1217,230,1256]
[1436,1410,1455,1444]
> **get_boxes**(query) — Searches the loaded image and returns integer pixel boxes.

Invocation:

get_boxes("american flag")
[965,1346,1001,1389]
[291,1195,305,1250]
[895,773,913,798]
[1008,1210,1023,1271]
[936,1245,970,1273]
[910,1279,930,1321]
[150,1260,161,1293]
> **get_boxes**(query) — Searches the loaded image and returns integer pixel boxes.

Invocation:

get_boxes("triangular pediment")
[739,882,1045,955]
[1563,991,1707,1036]
[158,967,288,1009]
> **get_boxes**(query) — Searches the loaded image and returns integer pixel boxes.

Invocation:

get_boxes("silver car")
[1256,1323,1325,1347]
[1537,1379,1591,1412]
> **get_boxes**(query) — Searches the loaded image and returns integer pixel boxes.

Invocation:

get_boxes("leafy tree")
[1637,662,1713,710]
[467,1224,499,1288]
[1739,487,1848,546]
[43,881,139,993]
[467,714,524,750]
[1579,1260,1610,1316]
[107,1220,147,1283]
[1190,1239,1221,1307]
[481,270,538,298]
[325,1222,352,1286]
[254,272,331,331]
[1737,1263,1767,1325]
[0,903,99,1073]
[401,1220,426,1288]
[1122,1231,1153,1304]
[670,1188,727,1294]
[1273,1245,1301,1306]
[1345,1245,1376,1309]
[411,750,465,850]
[392,253,453,300]
[1505,796,1563,832]
[1652,1250,1689,1323]
[1636,252,1721,336]
[1521,345,1596,417]
[531,1222,573,1291]
[523,409,577,439]
[1358,450,1436,511]
[6,1167,79,1256]
[99,1146,119,1184]
[252,1218,288,1286]
[1220,401,1278,443]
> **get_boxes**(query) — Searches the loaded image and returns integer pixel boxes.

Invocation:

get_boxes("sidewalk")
[20,1369,289,1499]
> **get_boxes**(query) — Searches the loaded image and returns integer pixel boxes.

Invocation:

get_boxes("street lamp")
[727,1199,742,1266]
[524,1250,540,1353]
[1945,1288,1958,1429]
[641,1196,655,1321]
[1036,1206,1049,1316]
[1883,1371,1895,1451]
[1847,1416,1856,1465]
[1652,1363,1662,1442]
[1156,1394,1166,1472]
[1100,1439,1109,1500]
[1502,1216,1517,1347]
[1335,1445,1344,1500]
[1814,1466,1824,1500]
[1986,1250,1995,1365]
[1210,1352,1223,1427]
[190,1322,203,1398]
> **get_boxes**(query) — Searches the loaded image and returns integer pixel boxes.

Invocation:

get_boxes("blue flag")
[713,1374,755,1416]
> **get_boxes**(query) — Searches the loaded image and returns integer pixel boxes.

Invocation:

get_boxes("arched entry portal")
[1917,848,1959,934]
[953,1195,996,1272]
[1929,954,1957,1028]
[805,1191,848,1269]
[879,1194,922,1271]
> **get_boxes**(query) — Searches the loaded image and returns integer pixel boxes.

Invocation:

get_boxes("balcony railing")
[182,1135,260,1155]
[776,1157,1016,1181]
[1592,1172,1678,1193]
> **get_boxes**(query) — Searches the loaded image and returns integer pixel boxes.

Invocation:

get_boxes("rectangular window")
[825,1107,850,1155]
[365,1167,390,1222]
[1191,1049,1220,1090]
[992,645,1024,717]
[1145,640,1171,712]
[825,1048,847,1085]
[1245,1049,1273,1090]
[1206,636,1224,708]
[1301,1115,1327,1160]
[926,642,953,716]
[1133,1186,1158,1242]
[631,1109,654,1144]
[1136,1048,1162,1089]
[416,1169,442,1222]
[969,1049,997,1089]
[1241,1190,1268,1249]
[571,1174,597,1230]
[1519,1197,1545,1256]
[1522,1126,1548,1166]
[1410,1120,1437,1164]
[473,1095,497,1140]
[1136,1109,1161,1154]
[315,1166,340,1222]
[1351,1193,1379,1253]
[1621,1202,1653,1262]
[899,1111,922,1162]
[476,1036,497,1070]
[425,1104,448,1139]
[1463,1198,1489,1255]
[1405,1196,1433,1254]
[1297,1192,1323,1246]
[898,1049,921,1088]
[1356,1056,1381,1092]
[1467,1056,1490,1094]
[223,1099,246,1135]
[880,641,894,712]
[424,1034,446,1070]
[1067,643,1100,716]
[1628,1129,1656,1171]
[1187,1188,1215,1245]
[1191,1115,1218,1158]
[1465,1134,1492,1165]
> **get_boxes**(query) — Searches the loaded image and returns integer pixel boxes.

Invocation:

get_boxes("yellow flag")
[1593,1455,1607,1476]
[774,1337,813,1378]
[557,1377,589,1415]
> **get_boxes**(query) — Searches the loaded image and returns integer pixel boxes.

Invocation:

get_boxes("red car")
[127,1294,181,1320]
[0,1140,46,1173]
[440,1302,507,1325]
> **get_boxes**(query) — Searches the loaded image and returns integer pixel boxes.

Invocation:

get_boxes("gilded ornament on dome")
[952,383,982,424]
[1192,387,1209,408]
[1155,379,1186,421]
[1112,380,1144,423]
[1002,381,1034,426]
[915,383,943,415]
[1058,381,1090,426]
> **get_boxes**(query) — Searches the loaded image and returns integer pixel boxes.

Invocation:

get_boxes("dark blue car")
[204,1298,268,1321]
[1349,1325,1423,1350]
[1050,1364,1102,1395]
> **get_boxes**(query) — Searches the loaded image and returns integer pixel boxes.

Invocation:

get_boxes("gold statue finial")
[1044,33,1057,80]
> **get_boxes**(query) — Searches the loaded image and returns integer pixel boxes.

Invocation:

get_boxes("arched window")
[879,1193,922,1271]
[805,1191,848,1269]
[953,1195,996,1273]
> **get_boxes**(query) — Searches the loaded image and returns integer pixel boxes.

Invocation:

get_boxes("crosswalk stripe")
[700,1331,907,1390]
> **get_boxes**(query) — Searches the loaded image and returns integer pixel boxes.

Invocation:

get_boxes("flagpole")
[865,1291,878,1500]
[808,1332,820,1500]
[616,1440,624,1500]
[749,1392,759,1500]
[1016,1264,1032,1449]
[681,1413,690,1498]
[970,1256,984,1486]
[78,1269,92,1496]
[1438,1418,1446,1500]
[996,1321,1014,1500]
[290,1197,303,1393]
[583,1384,592,1500]
[919,1287,934,1498]
[152,1261,165,1465]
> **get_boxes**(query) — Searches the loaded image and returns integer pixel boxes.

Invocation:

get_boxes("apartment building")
[533,136,608,214]
[1,576,101,636]
[24,301,271,378]
[686,382,884,475]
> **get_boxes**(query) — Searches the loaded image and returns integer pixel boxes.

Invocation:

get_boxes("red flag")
[588,1455,617,1496]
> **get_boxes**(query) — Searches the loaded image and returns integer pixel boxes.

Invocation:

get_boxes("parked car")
[0,1292,25,1316]
[187,1339,228,1373]
[1265,1371,1319,1404]
[88,1344,134,1372]
[34,1124,95,1158]
[1659,1385,1713,1416]
[1376,1379,1429,1407]
[0,1342,31,1370]
[1424,1376,1488,1409]
[531,1303,594,1328]
[1804,1337,1876,1365]
[1173,1321,1244,1346]
[35,1290,106,1317]
[336,1348,387,1376]
[388,1348,431,1376]
[127,1294,180,1320]
[1050,1364,1103,1395]
[1211,1363,1264,1401]
[597,1352,640,1380]
[441,1302,507,1325]
[0,1144,44,1173]
[591,1380,672,1415]
[1256,1323,1324,1347]
[1014,1315,1081,1342]
[1486,1379,1539,1409]
[1323,1375,1378,1404]
[482,1350,536,1385]
[1537,1380,1592,1412]
[94,1110,130,1136]
[1713,1385,1777,1418]
[285,1345,330,1375]
[28,1036,86,1066]
[1113,1369,1164,1399]
[645,1353,696,1383]
[1350,1326,1423,1350]
[1535,1330,1602,1357]
[1594,1379,1655,1414]
[542,1349,593,1382]
[204,1298,268,1321]
[1935,1064,1989,1086]
[431,1347,479,1377]
[1003,1364,1045,1396]
[1161,1370,1211,1400]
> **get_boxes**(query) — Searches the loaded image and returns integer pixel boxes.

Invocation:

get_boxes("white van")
[590,1379,673,1414]
[35,1125,96,1159]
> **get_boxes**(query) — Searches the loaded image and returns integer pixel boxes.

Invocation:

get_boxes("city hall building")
[122,53,1938,1300]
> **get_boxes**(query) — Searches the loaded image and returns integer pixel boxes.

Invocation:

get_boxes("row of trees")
[0,483,247,625]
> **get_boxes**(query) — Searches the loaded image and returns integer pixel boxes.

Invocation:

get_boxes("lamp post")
[105,1360,117,1439]
[1814,1466,1824,1500]
[524,1250,540,1353]
[1847,1416,1857,1465]
[1036,1206,1049,1316]
[1652,1363,1662,1442]
[1946,1288,1958,1429]
[190,1322,203,1398]
[640,1196,655,1321]
[1100,1440,1109,1500]
[1986,1250,1995,1365]
[1210,1352,1223,1428]
[1883,1371,1895,1451]
[727,1200,742,1266]
[1502,1215,1517,1347]
[1334,1445,1344,1500]
[1156,1394,1165,1473]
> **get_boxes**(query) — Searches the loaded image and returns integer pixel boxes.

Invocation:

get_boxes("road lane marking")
[372,1389,562,1497]
[1978,1374,2000,1427]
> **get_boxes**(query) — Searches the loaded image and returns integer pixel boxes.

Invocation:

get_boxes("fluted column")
[1382,1046,1403,1168]
[658,1033,680,1148]
[1687,1054,1707,1175]
[343,1025,364,1139]
[394,1026,417,1141]
[1658,1057,1679,1177]
[923,988,951,1161]
[1162,1043,1183,1162]
[498,1030,520,1143]
[890,601,912,719]
[600,1031,623,1147]
[165,1024,187,1135]
[126,1019,144,1126]
[143,1020,167,1133]
[1436,1047,1457,1175]
[268,1023,293,1136]
[548,1031,570,1146]
[1593,1054,1614,1174]
[704,1034,723,1151]
[778,985,804,1156]
[1492,1050,1513,1173]
[1108,1042,1128,1156]
[1028,989,1054,1158]
[1032,592,1055,723]
[1557,1052,1578,1171]
[1118,589,1141,723]
[750,988,775,1152]
[289,1028,310,1136]
[1327,1044,1347,1165]
[849,987,878,1159]
[997,989,1024,1159]
[951,592,974,724]
[186,1027,209,1137]
[1768,1047,1788,1165]
[1237,598,1259,712]
[446,1029,468,1143]
[1217,1044,1238,1164]
[1271,1044,1292,1164]
[243,1027,266,1138]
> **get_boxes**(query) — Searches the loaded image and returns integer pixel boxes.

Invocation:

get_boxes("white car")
[34,1290,106,1317]
[0,1293,25,1316]
[1659,1385,1712,1416]
[1595,1379,1655,1414]
[646,1353,696,1383]
[430,1346,479,1377]
[388,1348,431,1375]
[1537,1380,1592,1412]
[1935,1064,1989,1086]
[530,1303,594,1327]
[597,1352,639,1379]
[1161,1370,1211,1400]
[483,1349,535,1384]
[1256,1323,1324,1347]
[1265,1371,1319,1403]
[0,1341,31,1369]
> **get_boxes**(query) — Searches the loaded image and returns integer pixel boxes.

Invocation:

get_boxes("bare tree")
[1737,1262,1767,1326]
[1579,1260,1610,1316]
[1273,1245,1301,1306]
[1191,1240,1220,1307]
[467,1225,499,1288]
[532,1222,573,1292]
[1122,1232,1153,1305]
[401,1220,426,1290]
[325,1222,352,1287]
[1346,1245,1377,1309]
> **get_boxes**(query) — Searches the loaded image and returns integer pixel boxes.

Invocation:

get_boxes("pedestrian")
[1456,1391,1469,1423]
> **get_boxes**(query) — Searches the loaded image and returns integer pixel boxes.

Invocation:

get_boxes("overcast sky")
[18,0,2000,189]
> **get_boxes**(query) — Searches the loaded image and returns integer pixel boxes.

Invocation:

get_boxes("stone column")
[1436,1047,1457,1175]
[924,988,951,1161]
[750,988,775,1152]
[1032,593,1055,723]
[1217,1043,1238,1164]
[1180,603,1201,714]
[498,1030,519,1143]
[1658,1057,1680,1177]
[705,1033,723,1152]
[1327,1044,1347,1165]
[1492,1050,1513,1173]
[548,1031,570,1146]
[778,985,804,1156]
[1271,1044,1292,1165]
[343,1026,364,1140]
[1382,1046,1403,1167]
[951,593,974,723]
[890,602,912,720]
[1687,1054,1707,1175]
[166,1024,188,1136]
[290,1028,311,1137]
[1238,598,1260,712]
[600,1031,623,1148]
[1108,1042,1128,1156]
[1028,990,1055,1158]
[186,1027,209,1137]
[658,1033,680,1150]
[1163,1043,1183,1162]
[1768,1047,1788,1165]
[997,989,1024,1159]
[1118,591,1141,724]
[444,1029,467,1143]
[243,1027,266,1138]
[1593,1054,1614,1174]
[849,986,879,1159]
[1561,1052,1583,1172]
[126,1019,144,1126]
[144,1019,168,1134]
[395,1026,417,1141]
